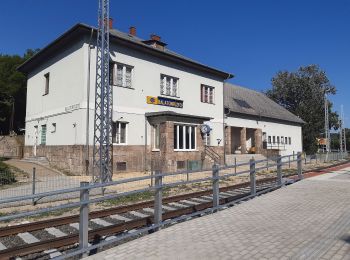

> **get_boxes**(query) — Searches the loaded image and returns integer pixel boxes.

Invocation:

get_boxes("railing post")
[212,164,220,210]
[249,158,256,196]
[32,167,36,206]
[234,157,237,174]
[297,152,303,180]
[288,155,291,168]
[277,155,282,186]
[79,182,90,257]
[154,170,163,231]
[266,156,269,171]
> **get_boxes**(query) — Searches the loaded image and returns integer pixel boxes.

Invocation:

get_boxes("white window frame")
[160,74,179,97]
[201,84,215,104]
[43,72,50,95]
[174,124,197,151]
[111,63,134,88]
[51,123,56,133]
[113,121,128,145]
[153,124,160,151]
[204,133,211,146]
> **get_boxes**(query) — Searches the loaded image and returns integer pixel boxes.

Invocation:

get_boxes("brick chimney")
[129,26,136,36]
[109,18,113,29]
[151,34,161,41]
[142,34,167,51]
[103,18,114,29]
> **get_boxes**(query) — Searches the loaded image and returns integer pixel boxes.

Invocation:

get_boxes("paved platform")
[86,167,350,260]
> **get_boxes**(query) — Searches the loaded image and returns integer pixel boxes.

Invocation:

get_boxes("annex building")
[18,21,303,175]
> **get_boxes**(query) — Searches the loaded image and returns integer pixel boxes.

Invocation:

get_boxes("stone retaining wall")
[0,135,24,158]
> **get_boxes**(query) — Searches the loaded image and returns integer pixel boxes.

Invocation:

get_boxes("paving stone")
[85,167,350,260]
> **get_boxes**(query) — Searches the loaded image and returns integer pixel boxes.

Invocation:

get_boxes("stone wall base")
[23,144,222,175]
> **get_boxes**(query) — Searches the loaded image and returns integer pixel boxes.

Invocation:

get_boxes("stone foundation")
[23,122,225,175]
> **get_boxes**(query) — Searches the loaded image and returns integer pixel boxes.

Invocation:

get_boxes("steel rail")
[0,185,275,259]
[0,178,277,238]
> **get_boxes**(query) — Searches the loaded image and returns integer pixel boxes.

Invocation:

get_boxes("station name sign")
[147,96,183,108]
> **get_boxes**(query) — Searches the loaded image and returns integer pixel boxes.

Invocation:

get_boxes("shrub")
[0,161,16,185]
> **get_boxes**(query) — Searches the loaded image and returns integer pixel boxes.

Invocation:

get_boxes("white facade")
[23,24,303,171]
[24,33,225,150]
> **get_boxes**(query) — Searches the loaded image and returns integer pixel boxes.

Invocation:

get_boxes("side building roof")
[224,83,305,125]
[18,23,233,80]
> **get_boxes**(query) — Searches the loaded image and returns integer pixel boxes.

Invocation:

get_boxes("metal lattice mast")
[92,0,113,183]
[324,94,330,152]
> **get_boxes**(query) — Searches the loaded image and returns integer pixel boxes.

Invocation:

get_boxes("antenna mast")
[92,0,113,183]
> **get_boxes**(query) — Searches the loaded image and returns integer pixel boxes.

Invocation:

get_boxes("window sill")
[160,94,181,99]
[113,143,128,146]
[152,149,160,152]
[112,84,134,90]
[201,101,215,105]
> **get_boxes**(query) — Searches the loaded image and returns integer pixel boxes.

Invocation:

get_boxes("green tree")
[0,49,38,135]
[266,65,339,154]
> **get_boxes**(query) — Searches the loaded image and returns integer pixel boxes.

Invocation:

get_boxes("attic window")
[233,98,252,109]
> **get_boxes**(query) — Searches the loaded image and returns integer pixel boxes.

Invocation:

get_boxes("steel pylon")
[92,0,113,183]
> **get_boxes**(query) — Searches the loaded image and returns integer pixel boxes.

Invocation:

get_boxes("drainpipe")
[85,28,94,176]
[222,75,231,166]
[144,115,147,172]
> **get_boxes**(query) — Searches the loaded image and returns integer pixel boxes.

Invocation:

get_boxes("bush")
[0,161,16,185]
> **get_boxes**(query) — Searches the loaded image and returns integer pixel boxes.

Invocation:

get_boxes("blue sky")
[1,0,349,126]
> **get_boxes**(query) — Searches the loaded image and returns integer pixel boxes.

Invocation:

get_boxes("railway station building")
[18,21,303,175]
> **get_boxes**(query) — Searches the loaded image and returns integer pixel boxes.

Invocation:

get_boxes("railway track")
[1,160,349,260]
[0,178,278,260]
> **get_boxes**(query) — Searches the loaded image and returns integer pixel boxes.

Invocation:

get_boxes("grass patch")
[28,207,75,220]
[100,187,172,207]
[0,160,16,185]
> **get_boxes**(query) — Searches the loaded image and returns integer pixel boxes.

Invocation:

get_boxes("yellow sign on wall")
[146,96,183,108]
[147,96,159,105]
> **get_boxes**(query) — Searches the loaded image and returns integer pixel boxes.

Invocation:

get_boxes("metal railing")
[0,151,348,259]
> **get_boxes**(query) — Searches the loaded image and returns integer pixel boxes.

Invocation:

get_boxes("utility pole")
[324,94,330,152]
[339,112,343,153]
[340,105,347,152]
[92,0,113,183]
